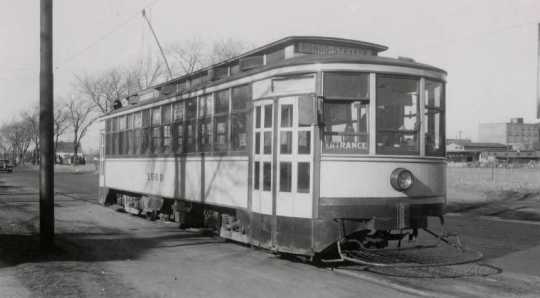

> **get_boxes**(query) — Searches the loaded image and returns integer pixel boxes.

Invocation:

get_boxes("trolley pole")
[39,0,54,250]
[142,9,173,80]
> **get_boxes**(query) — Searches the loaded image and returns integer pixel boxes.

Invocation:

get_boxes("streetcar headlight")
[390,168,414,191]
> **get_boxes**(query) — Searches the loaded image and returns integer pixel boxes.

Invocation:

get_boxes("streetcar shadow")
[0,229,223,269]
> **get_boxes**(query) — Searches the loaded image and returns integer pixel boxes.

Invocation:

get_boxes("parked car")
[0,160,13,173]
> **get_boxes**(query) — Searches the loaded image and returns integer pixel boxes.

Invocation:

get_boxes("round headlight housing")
[390,168,414,191]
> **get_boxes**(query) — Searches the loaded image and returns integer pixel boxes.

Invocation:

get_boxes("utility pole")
[536,23,540,119]
[39,0,54,250]
[142,9,173,80]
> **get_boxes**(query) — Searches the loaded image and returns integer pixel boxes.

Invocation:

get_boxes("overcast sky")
[1,0,540,150]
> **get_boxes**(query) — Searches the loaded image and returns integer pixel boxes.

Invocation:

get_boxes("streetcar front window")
[322,72,370,154]
[376,75,419,155]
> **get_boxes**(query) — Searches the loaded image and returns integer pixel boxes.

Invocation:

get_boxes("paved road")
[1,167,540,297]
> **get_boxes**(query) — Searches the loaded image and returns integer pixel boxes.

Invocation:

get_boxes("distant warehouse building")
[446,139,508,162]
[478,118,540,151]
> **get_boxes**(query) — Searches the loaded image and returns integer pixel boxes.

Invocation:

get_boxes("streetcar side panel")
[103,157,248,209]
[202,157,248,208]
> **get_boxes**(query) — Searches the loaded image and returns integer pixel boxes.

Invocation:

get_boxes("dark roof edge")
[149,36,389,90]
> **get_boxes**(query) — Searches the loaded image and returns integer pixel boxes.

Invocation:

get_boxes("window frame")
[184,97,198,153]
[151,106,162,154]
[142,109,152,154]
[424,79,446,157]
[213,89,230,152]
[230,84,251,152]
[132,111,143,155]
[173,100,185,154]
[198,94,214,153]
[162,104,173,153]
[375,74,421,156]
[322,71,371,154]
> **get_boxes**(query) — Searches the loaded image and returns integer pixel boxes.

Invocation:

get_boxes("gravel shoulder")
[447,167,540,221]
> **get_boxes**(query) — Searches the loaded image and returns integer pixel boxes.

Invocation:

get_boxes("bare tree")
[208,38,249,64]
[166,37,249,76]
[166,37,207,76]
[75,54,166,115]
[0,137,8,160]
[20,107,40,164]
[65,98,97,163]
[74,69,126,114]
[125,53,166,93]
[53,101,69,153]
[0,119,33,164]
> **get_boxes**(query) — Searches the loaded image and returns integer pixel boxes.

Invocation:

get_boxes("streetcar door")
[251,100,275,235]
[99,130,105,185]
[276,96,313,218]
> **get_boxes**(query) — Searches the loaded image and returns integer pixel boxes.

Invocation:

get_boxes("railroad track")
[338,262,501,278]
[323,240,501,278]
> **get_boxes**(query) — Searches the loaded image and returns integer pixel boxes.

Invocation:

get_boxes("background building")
[478,118,540,151]
[55,141,85,164]
[446,139,508,162]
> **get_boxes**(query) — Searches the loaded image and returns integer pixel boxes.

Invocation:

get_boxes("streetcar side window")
[424,80,445,156]
[142,109,151,154]
[214,90,230,152]
[112,117,119,155]
[173,101,185,153]
[376,75,419,155]
[185,98,197,153]
[118,115,126,155]
[126,113,133,155]
[133,112,142,155]
[152,107,162,153]
[198,94,213,152]
[105,119,112,156]
[162,104,172,153]
[231,85,250,152]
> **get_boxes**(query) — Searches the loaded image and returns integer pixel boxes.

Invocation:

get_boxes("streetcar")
[98,36,448,260]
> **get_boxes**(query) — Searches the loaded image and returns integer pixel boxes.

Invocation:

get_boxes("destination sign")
[139,89,159,102]
[325,141,368,153]
[295,42,373,57]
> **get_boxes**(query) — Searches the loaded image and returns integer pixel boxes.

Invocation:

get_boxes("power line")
[55,0,162,70]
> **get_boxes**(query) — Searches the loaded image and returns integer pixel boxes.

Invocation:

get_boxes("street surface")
[1,167,540,297]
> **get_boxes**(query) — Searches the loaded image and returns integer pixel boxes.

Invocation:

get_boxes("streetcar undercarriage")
[102,188,482,269]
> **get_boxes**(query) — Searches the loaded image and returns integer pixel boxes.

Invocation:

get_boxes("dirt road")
[2,168,540,297]
[0,169,420,297]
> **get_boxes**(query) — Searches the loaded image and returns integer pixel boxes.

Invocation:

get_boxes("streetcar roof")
[103,36,447,117]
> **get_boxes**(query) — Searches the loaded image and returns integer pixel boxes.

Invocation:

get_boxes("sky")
[1,0,540,151]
